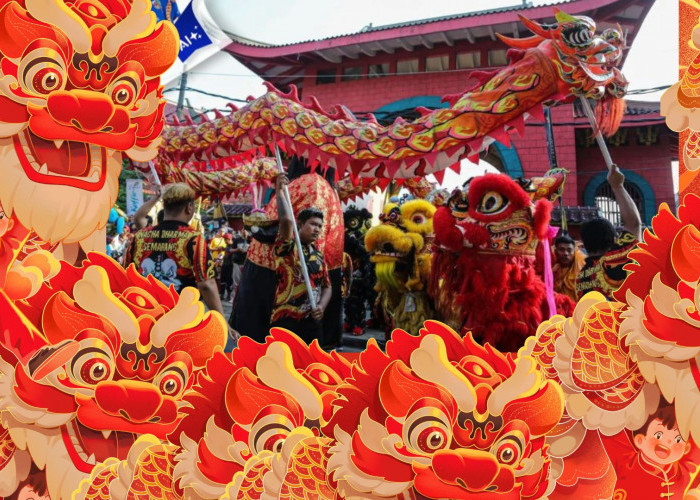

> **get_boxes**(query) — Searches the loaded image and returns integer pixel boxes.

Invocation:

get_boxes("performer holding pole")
[269,146,331,343]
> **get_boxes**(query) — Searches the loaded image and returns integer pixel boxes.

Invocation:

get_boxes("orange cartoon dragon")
[0,253,225,499]
[0,0,178,294]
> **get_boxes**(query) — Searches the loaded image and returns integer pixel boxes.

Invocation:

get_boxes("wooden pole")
[579,97,614,171]
[274,145,317,309]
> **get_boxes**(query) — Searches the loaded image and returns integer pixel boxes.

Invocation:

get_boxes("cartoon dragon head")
[364,199,436,292]
[169,328,352,499]
[0,253,225,499]
[324,321,564,499]
[0,0,178,248]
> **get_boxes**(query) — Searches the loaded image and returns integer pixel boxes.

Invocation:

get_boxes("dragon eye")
[154,365,189,398]
[250,414,294,454]
[70,344,114,386]
[107,74,141,107]
[19,48,67,96]
[477,191,508,215]
[491,435,524,466]
[404,410,452,456]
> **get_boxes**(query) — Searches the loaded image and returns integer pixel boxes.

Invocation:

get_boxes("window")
[369,63,389,78]
[316,68,337,85]
[456,52,481,69]
[594,181,643,227]
[487,49,508,66]
[341,66,363,82]
[397,58,419,74]
[426,55,449,72]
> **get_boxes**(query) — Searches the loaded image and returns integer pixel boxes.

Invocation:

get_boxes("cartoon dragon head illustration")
[0,253,225,500]
[324,321,564,499]
[364,199,436,293]
[168,328,352,499]
[0,0,177,253]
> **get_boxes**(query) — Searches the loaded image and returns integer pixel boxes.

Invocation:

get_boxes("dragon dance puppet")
[430,170,575,353]
[0,253,226,500]
[0,0,178,295]
[365,199,436,336]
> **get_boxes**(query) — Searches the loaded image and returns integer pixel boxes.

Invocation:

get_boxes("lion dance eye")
[154,365,188,398]
[250,414,294,454]
[107,75,140,107]
[411,214,427,225]
[491,436,524,466]
[477,191,508,215]
[70,346,114,386]
[404,410,452,456]
[18,48,67,96]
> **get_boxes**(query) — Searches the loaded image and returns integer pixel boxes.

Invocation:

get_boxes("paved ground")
[221,299,385,352]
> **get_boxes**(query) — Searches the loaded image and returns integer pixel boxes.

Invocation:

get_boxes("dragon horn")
[554,8,578,23]
[496,32,543,49]
[518,14,552,39]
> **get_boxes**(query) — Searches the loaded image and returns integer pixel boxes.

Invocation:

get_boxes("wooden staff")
[579,97,614,170]
[274,145,317,309]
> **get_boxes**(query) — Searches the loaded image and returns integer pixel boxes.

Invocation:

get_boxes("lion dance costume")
[342,206,375,335]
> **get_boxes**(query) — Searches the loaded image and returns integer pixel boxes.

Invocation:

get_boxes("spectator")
[552,231,586,302]
[209,227,228,261]
[576,164,642,300]
[270,173,331,344]
[231,229,249,293]
[220,244,236,301]
[126,183,237,339]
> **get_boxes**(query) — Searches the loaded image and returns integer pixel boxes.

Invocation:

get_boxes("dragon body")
[157,10,626,182]
[430,171,574,352]
[0,0,177,289]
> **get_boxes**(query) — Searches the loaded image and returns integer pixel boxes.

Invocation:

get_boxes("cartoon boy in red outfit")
[604,400,700,499]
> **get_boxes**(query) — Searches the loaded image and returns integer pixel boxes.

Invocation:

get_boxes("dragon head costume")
[431,171,573,352]
[322,321,564,499]
[0,0,177,284]
[0,253,225,499]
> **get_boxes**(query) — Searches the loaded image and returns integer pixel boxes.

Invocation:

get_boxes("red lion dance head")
[323,322,564,499]
[0,0,178,251]
[0,253,225,499]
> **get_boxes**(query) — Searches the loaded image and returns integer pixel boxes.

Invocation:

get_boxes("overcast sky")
[169,0,678,192]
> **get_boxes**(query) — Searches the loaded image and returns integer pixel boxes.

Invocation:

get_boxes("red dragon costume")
[0,0,178,295]
[431,170,574,353]
[0,253,226,499]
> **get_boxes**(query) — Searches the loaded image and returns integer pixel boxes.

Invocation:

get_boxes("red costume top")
[603,431,700,499]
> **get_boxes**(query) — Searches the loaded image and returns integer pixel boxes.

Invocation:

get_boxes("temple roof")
[224,0,655,89]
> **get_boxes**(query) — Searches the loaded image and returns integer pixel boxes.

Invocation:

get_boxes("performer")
[270,173,332,344]
[552,231,586,302]
[342,206,375,335]
[126,183,232,334]
[576,164,642,300]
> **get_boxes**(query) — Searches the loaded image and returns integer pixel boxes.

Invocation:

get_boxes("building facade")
[225,0,675,225]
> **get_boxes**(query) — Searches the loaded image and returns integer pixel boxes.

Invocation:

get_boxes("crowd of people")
[108,161,642,352]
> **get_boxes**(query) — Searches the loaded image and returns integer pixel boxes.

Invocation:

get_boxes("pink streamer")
[542,225,558,318]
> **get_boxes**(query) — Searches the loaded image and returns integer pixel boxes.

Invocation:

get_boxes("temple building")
[224,0,675,227]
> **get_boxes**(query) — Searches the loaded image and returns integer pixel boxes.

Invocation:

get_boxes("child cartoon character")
[7,465,49,500]
[604,400,700,499]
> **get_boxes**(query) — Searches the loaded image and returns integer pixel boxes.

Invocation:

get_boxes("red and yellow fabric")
[575,231,638,301]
